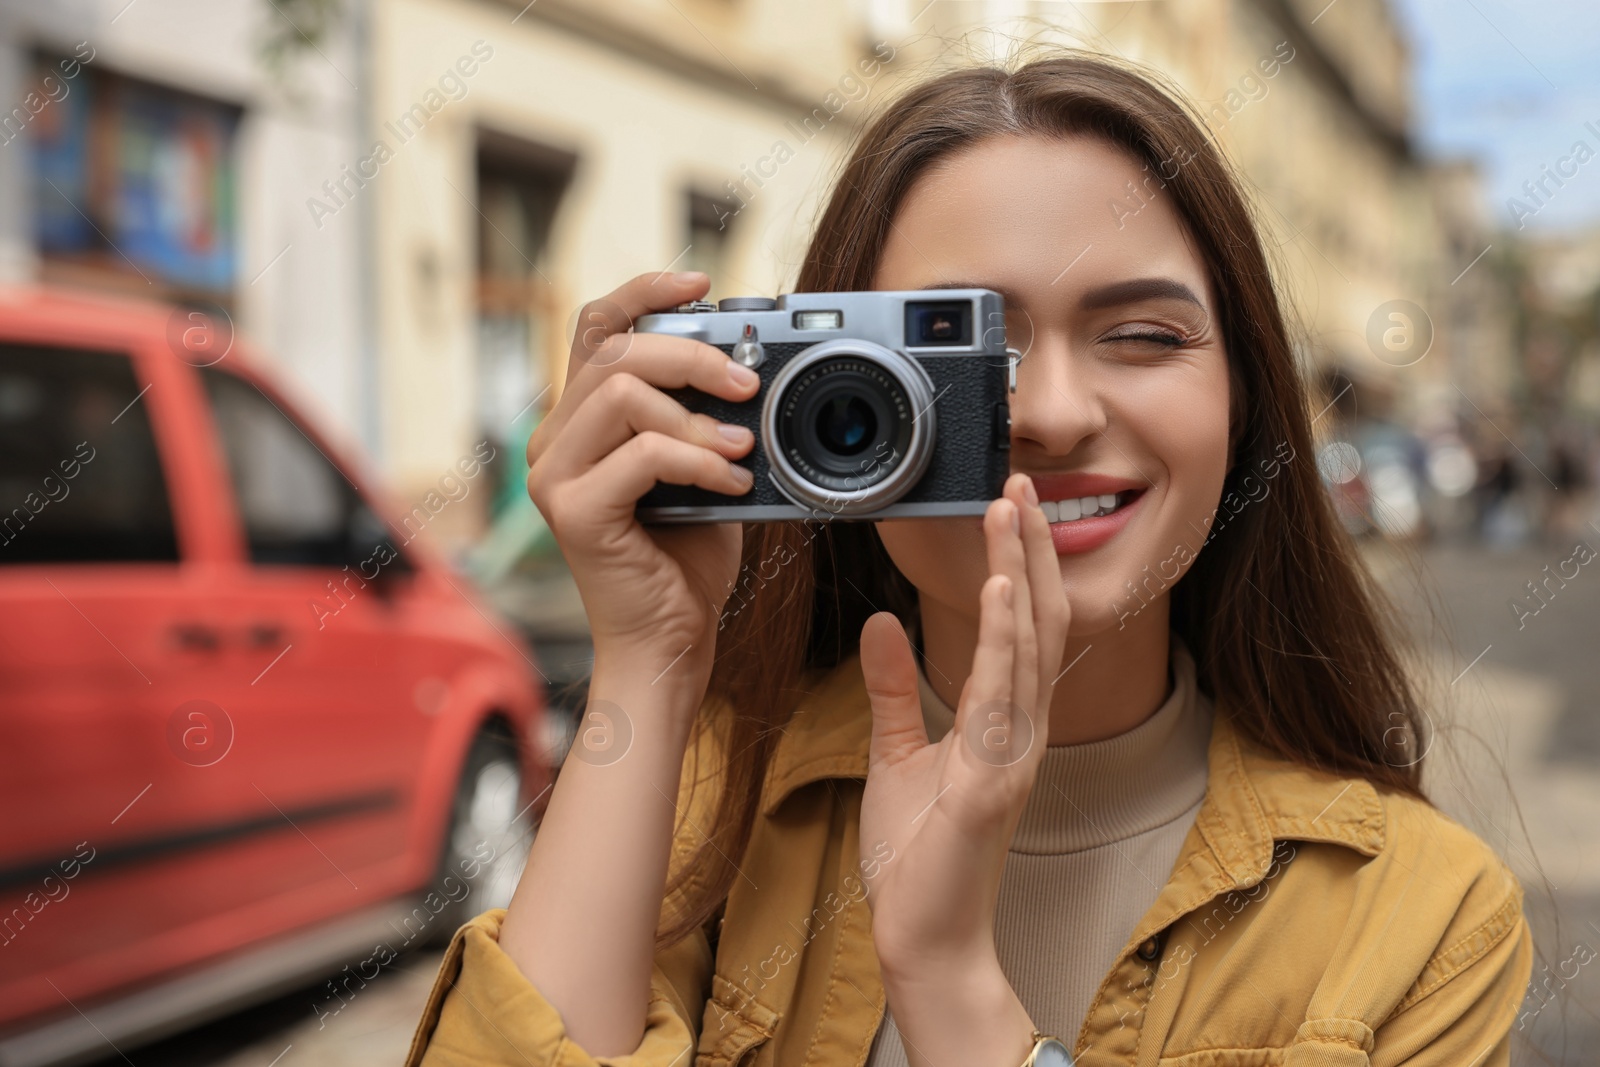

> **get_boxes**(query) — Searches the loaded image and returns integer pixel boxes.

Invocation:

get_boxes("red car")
[0,288,549,1065]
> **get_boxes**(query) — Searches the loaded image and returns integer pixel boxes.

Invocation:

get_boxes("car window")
[0,342,178,563]
[199,367,407,571]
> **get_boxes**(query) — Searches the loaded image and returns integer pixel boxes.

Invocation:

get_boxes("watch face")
[1035,1037,1075,1066]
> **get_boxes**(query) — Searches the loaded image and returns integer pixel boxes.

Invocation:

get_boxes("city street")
[90,541,1600,1066]
[1,1,1592,1064]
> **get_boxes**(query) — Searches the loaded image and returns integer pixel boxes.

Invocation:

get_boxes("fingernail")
[1020,475,1038,507]
[717,422,750,443]
[729,463,754,487]
[1000,578,1014,607]
[674,270,707,285]
[727,360,759,387]
[1009,502,1020,536]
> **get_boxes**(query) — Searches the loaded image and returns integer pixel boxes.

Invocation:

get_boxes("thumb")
[860,612,928,767]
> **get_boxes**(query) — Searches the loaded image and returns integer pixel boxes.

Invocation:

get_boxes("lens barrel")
[760,339,936,515]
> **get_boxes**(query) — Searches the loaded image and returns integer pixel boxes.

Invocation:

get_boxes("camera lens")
[816,394,876,455]
[761,339,937,516]
[778,359,906,492]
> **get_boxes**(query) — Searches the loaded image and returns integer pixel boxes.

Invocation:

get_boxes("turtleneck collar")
[915,633,1213,855]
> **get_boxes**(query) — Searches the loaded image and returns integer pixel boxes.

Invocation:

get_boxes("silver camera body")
[634,289,1014,524]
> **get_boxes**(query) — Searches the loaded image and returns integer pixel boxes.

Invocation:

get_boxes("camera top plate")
[636,288,1007,358]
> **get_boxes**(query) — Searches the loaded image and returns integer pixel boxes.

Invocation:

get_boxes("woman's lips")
[1047,488,1146,555]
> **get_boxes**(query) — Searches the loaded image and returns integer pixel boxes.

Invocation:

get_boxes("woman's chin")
[1062,600,1145,637]
[1059,555,1176,635]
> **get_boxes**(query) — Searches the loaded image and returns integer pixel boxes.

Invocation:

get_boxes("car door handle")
[245,622,286,648]
[169,622,222,653]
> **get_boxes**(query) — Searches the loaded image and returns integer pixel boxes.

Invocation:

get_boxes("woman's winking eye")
[1101,323,1188,348]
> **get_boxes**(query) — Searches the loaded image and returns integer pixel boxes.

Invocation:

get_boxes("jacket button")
[1137,934,1162,962]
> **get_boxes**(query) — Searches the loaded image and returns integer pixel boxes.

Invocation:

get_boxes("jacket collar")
[759,647,1387,883]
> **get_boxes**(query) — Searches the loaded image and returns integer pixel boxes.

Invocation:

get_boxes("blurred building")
[1428,159,1515,408]
[0,0,1515,559]
[363,0,895,553]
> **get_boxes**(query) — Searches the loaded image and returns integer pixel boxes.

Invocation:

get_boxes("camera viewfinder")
[905,300,972,346]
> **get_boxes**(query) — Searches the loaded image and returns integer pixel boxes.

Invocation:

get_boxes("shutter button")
[1137,934,1163,962]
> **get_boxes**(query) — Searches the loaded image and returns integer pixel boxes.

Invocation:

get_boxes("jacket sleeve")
[403,906,713,1067]
[404,711,730,1067]
[1368,883,1534,1067]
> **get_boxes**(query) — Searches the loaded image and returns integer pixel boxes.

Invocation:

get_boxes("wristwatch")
[1020,1028,1074,1066]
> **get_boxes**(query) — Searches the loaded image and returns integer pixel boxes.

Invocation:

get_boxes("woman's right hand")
[525,271,759,691]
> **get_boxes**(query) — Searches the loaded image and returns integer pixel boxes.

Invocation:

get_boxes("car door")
[0,336,313,1024]
[188,364,432,912]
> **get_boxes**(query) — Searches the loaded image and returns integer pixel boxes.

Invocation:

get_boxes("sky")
[1391,0,1600,234]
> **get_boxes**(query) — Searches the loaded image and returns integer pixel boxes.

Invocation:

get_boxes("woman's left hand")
[855,472,1069,1066]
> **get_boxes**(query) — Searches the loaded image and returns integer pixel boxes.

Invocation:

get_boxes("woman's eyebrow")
[914,277,1205,311]
[1078,278,1205,311]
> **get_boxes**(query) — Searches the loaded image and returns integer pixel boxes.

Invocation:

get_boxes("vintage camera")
[634,289,1015,523]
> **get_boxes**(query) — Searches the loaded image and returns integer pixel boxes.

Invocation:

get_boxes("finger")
[530,334,760,466]
[556,430,753,527]
[1009,473,1069,690]
[538,372,752,483]
[984,493,1037,718]
[952,573,1018,767]
[568,271,711,367]
[860,612,928,768]
[569,332,760,402]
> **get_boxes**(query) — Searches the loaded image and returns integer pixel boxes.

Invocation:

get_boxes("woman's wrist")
[588,648,711,734]
[879,947,1036,1067]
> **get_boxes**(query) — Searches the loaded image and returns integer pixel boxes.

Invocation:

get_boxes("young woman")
[407,53,1531,1067]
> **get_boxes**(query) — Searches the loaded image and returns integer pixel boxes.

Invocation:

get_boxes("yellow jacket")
[406,651,1532,1067]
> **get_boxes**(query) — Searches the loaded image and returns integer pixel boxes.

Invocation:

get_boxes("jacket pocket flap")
[698,974,780,1064]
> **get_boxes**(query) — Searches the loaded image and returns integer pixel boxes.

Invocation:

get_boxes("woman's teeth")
[1041,492,1131,523]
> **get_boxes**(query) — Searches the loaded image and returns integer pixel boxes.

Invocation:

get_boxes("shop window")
[28,53,241,304]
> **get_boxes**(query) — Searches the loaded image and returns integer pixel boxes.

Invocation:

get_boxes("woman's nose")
[1007,339,1108,456]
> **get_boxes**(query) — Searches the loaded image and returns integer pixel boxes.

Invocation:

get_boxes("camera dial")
[718,296,779,311]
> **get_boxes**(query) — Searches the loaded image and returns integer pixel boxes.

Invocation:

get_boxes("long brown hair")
[657,50,1428,947]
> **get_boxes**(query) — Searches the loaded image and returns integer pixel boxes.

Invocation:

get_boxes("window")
[474,129,576,520]
[200,368,404,571]
[683,187,742,302]
[29,53,241,303]
[0,343,177,563]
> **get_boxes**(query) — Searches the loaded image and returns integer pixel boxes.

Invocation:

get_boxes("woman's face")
[872,134,1232,635]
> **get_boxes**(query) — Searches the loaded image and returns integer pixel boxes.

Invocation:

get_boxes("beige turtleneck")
[866,633,1214,1064]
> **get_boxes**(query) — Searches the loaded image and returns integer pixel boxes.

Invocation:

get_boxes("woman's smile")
[1021,471,1149,555]
[1044,486,1146,554]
